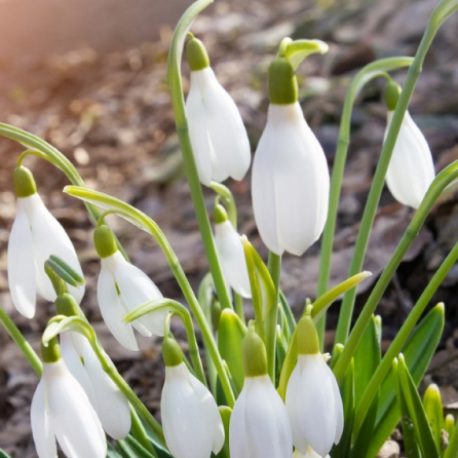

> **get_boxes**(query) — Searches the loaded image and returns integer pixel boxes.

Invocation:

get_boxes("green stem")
[209,182,238,228]
[167,0,232,312]
[129,408,156,455]
[233,293,245,324]
[125,299,206,385]
[268,252,282,304]
[315,57,413,347]
[353,241,458,435]
[333,160,458,383]
[64,186,236,406]
[334,7,455,346]
[0,307,42,376]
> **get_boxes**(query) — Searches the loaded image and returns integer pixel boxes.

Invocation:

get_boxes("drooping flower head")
[55,293,131,440]
[185,35,251,186]
[286,316,343,456]
[8,166,85,318]
[383,80,435,209]
[31,338,107,458]
[94,225,167,351]
[213,204,251,298]
[160,337,225,458]
[229,328,293,458]
[251,52,330,256]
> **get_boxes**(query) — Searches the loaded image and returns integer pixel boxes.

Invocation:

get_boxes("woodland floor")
[0,0,457,456]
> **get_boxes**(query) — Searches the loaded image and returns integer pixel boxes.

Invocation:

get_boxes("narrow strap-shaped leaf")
[396,355,440,458]
[367,303,444,457]
[46,254,85,287]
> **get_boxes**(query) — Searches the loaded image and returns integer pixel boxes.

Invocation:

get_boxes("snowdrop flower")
[160,337,224,458]
[8,166,85,318]
[384,81,435,209]
[293,447,330,458]
[213,205,251,298]
[185,36,251,186]
[55,293,131,439]
[94,225,167,351]
[252,58,330,256]
[286,316,343,457]
[31,338,107,458]
[230,329,292,458]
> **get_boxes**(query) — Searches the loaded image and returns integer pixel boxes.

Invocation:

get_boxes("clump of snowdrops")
[1,0,458,457]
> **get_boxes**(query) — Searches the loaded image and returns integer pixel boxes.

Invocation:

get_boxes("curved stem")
[209,182,238,228]
[64,186,236,406]
[0,307,42,376]
[314,57,413,345]
[333,161,458,382]
[125,299,206,385]
[353,241,458,435]
[166,0,232,312]
[334,11,453,346]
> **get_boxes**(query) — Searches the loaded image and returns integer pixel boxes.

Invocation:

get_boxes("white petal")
[252,103,329,256]
[44,360,107,458]
[60,332,94,397]
[82,343,131,439]
[25,194,85,302]
[385,111,435,209]
[230,375,292,458]
[286,355,342,457]
[293,447,330,458]
[31,380,57,458]
[214,221,251,298]
[161,363,224,458]
[186,68,251,185]
[97,258,139,351]
[7,200,36,318]
[113,252,166,337]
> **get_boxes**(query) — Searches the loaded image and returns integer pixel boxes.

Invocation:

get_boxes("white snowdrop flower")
[8,166,85,319]
[31,339,107,458]
[251,58,330,256]
[384,82,435,209]
[213,205,251,298]
[229,330,293,458]
[94,225,167,351]
[160,338,224,458]
[185,36,251,186]
[55,293,131,440]
[286,316,343,457]
[293,447,330,458]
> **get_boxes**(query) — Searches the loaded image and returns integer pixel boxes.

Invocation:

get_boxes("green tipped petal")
[93,225,118,258]
[296,316,320,355]
[162,337,185,367]
[186,35,210,71]
[268,58,298,105]
[14,166,37,198]
[243,328,267,377]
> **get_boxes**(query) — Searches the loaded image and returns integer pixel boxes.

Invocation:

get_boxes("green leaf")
[218,309,247,392]
[444,415,458,458]
[423,384,444,452]
[0,449,13,458]
[351,315,381,456]
[396,355,440,458]
[46,255,85,287]
[367,304,444,457]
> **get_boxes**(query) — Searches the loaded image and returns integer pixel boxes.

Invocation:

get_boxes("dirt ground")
[0,0,457,456]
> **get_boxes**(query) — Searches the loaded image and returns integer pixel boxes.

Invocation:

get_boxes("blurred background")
[0,0,457,456]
